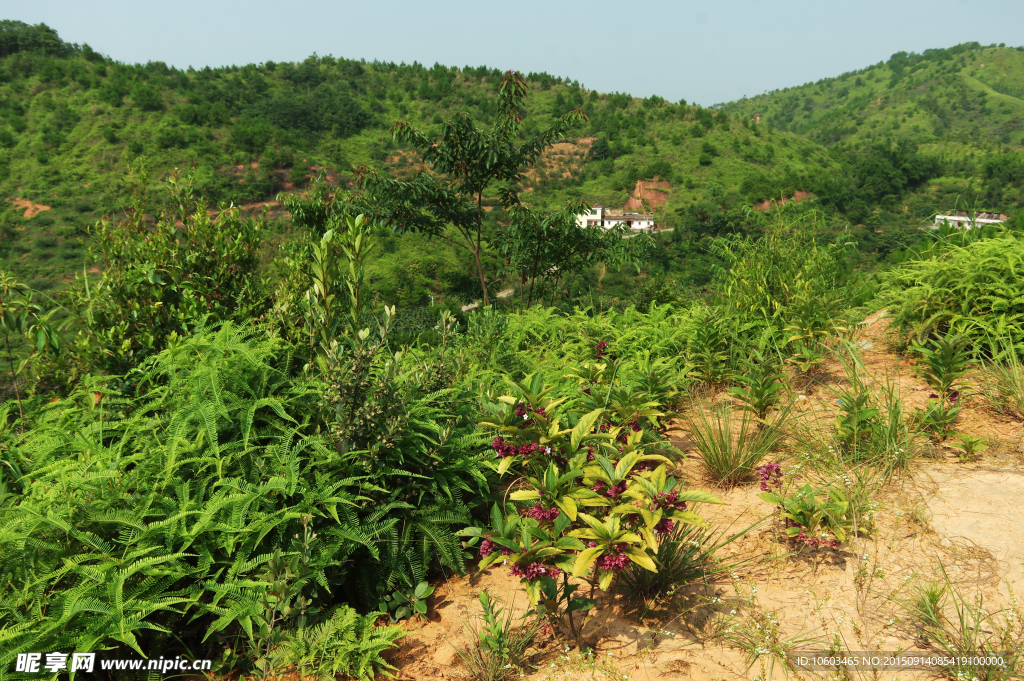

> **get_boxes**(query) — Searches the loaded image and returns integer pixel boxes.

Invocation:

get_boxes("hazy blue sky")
[5,0,1023,105]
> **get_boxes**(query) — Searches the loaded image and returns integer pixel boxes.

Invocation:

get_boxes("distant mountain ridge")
[0,21,1021,289]
[719,42,1024,149]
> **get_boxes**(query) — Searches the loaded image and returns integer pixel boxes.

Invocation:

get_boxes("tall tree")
[498,193,650,312]
[356,71,586,306]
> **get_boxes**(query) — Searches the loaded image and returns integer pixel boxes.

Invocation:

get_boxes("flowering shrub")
[468,373,722,642]
[758,465,853,550]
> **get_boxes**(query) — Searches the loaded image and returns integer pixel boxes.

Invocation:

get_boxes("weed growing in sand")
[915,334,972,400]
[617,518,764,602]
[903,573,1023,681]
[723,606,825,681]
[786,342,828,375]
[760,480,850,549]
[798,348,925,474]
[451,591,541,681]
[980,348,1024,417]
[916,399,962,442]
[912,334,972,443]
[758,461,878,550]
[952,434,989,462]
[684,402,790,486]
[729,354,787,422]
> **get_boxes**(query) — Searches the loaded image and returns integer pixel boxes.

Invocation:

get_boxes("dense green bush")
[0,324,373,665]
[881,232,1024,355]
[66,166,268,377]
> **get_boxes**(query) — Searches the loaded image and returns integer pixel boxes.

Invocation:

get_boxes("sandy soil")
[388,311,1024,681]
[7,197,51,219]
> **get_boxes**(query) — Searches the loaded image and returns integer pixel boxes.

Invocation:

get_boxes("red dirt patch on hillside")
[8,197,51,219]
[623,178,672,213]
[633,179,671,209]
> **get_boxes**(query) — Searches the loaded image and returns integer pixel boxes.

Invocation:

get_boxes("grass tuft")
[684,402,789,486]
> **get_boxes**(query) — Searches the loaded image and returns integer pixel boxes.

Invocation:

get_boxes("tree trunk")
[475,191,490,307]
[473,247,489,307]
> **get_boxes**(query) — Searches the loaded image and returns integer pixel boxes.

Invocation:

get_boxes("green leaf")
[625,547,657,572]
[572,547,603,576]
[554,496,578,521]
[571,407,604,450]
[567,598,596,613]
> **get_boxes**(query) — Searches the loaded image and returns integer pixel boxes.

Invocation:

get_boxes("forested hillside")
[0,20,932,292]
[721,42,1024,148]
[0,21,1022,303]
[721,42,1024,223]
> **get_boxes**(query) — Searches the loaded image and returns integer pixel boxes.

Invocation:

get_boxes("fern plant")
[729,356,787,421]
[282,606,405,681]
[0,325,375,672]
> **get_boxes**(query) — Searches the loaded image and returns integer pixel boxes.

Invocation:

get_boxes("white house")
[577,205,656,233]
[933,211,1008,229]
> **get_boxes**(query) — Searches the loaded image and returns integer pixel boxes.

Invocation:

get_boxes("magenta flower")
[491,436,517,459]
[526,503,560,521]
[510,562,561,579]
[757,462,784,492]
[654,518,676,534]
[595,547,630,571]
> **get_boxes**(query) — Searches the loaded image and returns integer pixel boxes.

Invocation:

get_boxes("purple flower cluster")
[795,529,840,549]
[491,437,539,459]
[651,491,688,513]
[653,518,676,535]
[595,547,630,571]
[526,504,561,521]
[510,562,561,579]
[758,462,784,492]
[592,480,626,498]
[478,536,514,558]
[594,340,608,358]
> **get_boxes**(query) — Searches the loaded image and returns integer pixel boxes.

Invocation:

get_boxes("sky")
[4,0,1024,105]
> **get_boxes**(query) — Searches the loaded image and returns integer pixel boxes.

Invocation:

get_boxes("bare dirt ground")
[389,311,1024,681]
[7,197,51,219]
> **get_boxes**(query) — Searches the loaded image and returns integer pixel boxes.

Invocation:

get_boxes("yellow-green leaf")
[571,407,604,450]
[497,457,516,476]
[572,547,603,577]
[625,547,657,572]
[554,497,578,521]
[640,527,658,553]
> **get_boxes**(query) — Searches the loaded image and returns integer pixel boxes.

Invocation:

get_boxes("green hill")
[718,43,1024,225]
[1,22,1023,296]
[0,20,841,288]
[719,42,1024,148]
